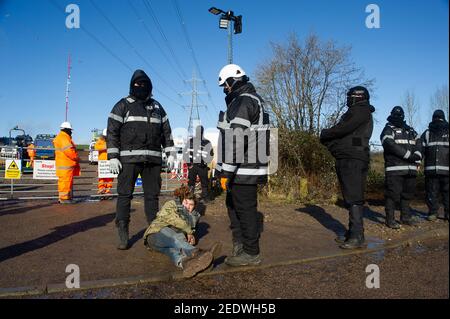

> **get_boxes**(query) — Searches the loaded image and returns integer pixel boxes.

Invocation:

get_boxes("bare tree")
[402,89,420,129]
[430,84,449,120]
[255,33,374,134]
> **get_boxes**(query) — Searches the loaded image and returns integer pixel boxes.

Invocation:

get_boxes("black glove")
[409,153,421,163]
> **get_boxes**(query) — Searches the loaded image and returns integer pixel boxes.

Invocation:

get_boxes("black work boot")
[400,200,420,226]
[385,210,401,229]
[340,234,366,249]
[117,221,129,250]
[340,205,366,249]
[426,212,438,222]
[401,215,421,226]
[225,251,262,267]
[335,231,350,244]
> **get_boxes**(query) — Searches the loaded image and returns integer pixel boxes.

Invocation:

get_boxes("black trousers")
[226,184,260,255]
[425,175,449,216]
[116,162,161,225]
[188,164,209,199]
[335,159,368,207]
[335,159,368,237]
[384,174,416,220]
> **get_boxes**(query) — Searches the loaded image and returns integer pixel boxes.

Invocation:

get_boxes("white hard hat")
[218,64,246,86]
[102,128,107,136]
[60,121,73,130]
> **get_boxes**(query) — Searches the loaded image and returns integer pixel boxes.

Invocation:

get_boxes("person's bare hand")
[187,234,196,245]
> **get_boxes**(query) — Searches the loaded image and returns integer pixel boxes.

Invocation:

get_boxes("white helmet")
[102,128,107,136]
[218,64,246,86]
[60,121,73,130]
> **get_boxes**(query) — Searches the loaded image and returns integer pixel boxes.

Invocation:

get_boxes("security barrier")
[0,146,186,201]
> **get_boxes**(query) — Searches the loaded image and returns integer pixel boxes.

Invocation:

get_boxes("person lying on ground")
[143,185,221,278]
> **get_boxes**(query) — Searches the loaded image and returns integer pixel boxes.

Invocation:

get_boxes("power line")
[89,0,180,96]
[143,0,188,79]
[48,0,184,108]
[48,0,132,72]
[126,0,186,83]
[171,0,220,113]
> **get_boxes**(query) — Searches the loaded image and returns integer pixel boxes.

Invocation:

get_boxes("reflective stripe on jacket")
[380,123,421,176]
[107,96,174,164]
[216,82,270,185]
[421,125,449,176]
[53,131,79,177]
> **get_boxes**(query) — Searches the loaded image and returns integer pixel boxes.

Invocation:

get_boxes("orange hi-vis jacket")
[94,138,108,161]
[53,131,80,177]
[27,143,36,159]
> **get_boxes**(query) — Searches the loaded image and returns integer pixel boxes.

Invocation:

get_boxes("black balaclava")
[129,69,153,101]
[222,75,249,95]
[432,109,446,122]
[429,109,449,134]
[387,106,406,128]
[62,128,73,137]
[346,86,370,107]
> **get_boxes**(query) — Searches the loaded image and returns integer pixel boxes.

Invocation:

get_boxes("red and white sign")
[33,160,58,180]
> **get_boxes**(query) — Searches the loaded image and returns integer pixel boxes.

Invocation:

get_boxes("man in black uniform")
[421,110,449,221]
[216,64,270,266]
[185,125,214,202]
[320,86,375,249]
[380,106,422,229]
[107,69,175,250]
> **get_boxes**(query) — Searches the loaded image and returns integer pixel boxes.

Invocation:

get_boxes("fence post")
[10,178,14,199]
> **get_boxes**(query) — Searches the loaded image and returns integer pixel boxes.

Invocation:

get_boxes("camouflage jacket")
[143,199,200,241]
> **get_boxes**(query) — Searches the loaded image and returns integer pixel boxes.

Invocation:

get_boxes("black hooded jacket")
[320,101,375,162]
[215,82,270,185]
[380,118,421,176]
[107,70,174,164]
[420,119,449,176]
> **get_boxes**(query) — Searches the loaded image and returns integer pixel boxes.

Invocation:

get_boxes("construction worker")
[421,110,449,222]
[27,142,36,168]
[185,125,214,203]
[107,69,175,250]
[216,64,270,267]
[95,129,113,198]
[53,122,80,204]
[320,86,375,249]
[380,106,422,228]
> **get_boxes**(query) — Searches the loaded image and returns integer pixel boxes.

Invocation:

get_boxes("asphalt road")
[33,237,448,299]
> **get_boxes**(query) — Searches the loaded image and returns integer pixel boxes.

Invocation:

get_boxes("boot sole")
[339,243,366,250]
[182,252,213,278]
[224,256,262,267]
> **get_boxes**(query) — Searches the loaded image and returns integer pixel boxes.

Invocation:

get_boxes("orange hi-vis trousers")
[98,178,113,194]
[58,172,74,200]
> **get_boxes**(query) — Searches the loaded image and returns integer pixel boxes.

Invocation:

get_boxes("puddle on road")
[366,237,386,262]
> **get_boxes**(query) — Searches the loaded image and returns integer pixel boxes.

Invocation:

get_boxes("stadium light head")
[219,17,229,29]
[208,7,224,15]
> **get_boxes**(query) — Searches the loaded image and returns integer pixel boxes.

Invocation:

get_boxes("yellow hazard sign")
[5,159,22,179]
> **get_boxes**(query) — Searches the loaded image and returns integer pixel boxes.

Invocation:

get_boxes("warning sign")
[98,160,118,178]
[5,159,21,179]
[33,160,58,180]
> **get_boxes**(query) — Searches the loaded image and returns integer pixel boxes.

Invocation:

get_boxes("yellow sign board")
[5,159,21,179]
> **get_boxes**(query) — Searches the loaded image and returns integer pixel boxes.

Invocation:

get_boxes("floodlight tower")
[208,7,243,64]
